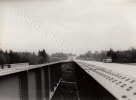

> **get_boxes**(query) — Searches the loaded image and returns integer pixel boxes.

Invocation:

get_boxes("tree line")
[50,52,68,62]
[107,48,136,63]
[78,47,136,63]
[0,49,50,65]
[77,50,107,61]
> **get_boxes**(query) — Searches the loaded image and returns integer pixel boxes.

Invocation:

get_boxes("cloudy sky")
[1,0,136,55]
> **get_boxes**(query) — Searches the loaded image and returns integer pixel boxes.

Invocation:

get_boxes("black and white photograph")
[0,0,136,100]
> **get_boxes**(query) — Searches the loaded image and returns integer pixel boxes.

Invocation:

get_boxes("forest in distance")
[0,47,136,65]
[0,49,71,65]
[78,47,136,63]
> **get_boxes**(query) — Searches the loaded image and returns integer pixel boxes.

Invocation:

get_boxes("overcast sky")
[1,0,136,55]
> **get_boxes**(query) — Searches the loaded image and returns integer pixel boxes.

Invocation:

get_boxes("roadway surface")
[75,60,136,100]
[79,60,136,78]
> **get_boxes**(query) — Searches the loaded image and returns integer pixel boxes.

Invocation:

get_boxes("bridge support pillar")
[43,66,50,100]
[19,71,29,100]
[50,66,55,92]
[35,68,43,100]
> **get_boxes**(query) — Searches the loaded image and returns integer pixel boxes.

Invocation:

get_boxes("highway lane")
[79,60,136,78]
